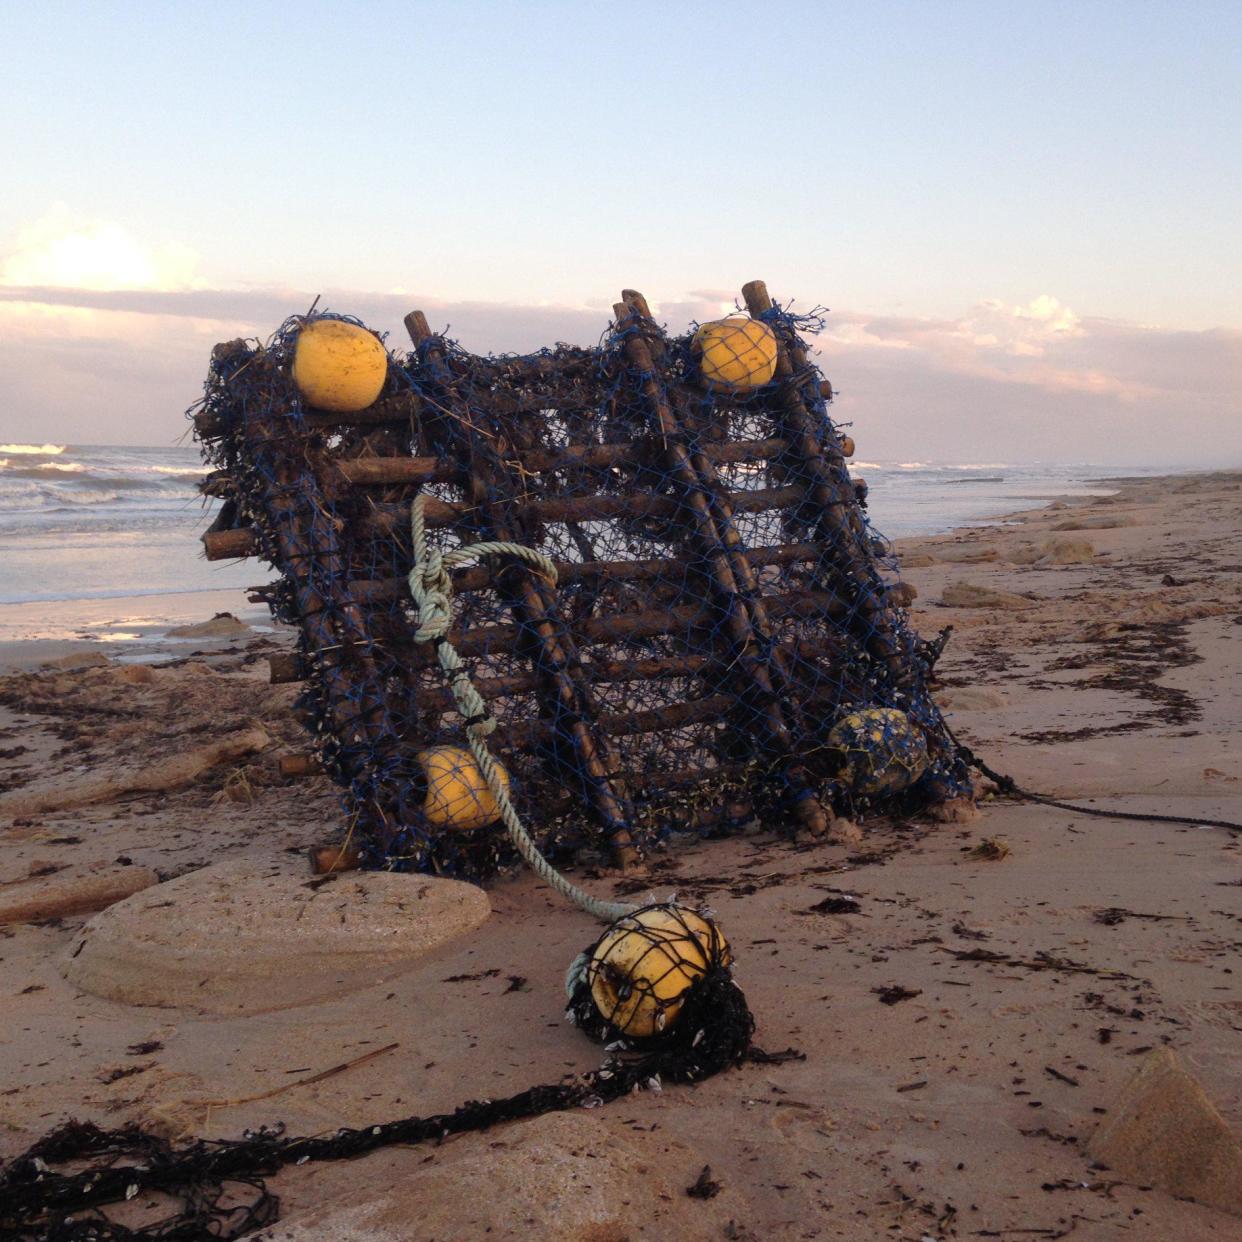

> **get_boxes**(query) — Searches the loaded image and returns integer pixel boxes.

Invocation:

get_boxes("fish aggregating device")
[0,284,980,1238]
[192,281,972,880]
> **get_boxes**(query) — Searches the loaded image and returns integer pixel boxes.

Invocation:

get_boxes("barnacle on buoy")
[292,319,388,412]
[829,706,929,798]
[691,316,778,392]
[578,904,731,1039]
[417,745,510,831]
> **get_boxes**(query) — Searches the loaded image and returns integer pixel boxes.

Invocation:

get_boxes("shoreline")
[1,468,1239,1235]
[0,468,1156,663]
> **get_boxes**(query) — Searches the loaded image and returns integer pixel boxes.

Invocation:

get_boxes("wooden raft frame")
[194,280,959,875]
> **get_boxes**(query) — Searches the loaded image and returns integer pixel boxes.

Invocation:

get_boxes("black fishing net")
[0,907,775,1241]
[190,284,971,876]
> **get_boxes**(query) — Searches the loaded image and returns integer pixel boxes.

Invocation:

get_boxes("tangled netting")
[191,287,970,875]
[0,925,779,1241]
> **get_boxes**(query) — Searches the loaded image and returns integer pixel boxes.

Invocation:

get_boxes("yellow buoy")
[691,316,778,392]
[417,745,510,832]
[588,905,729,1038]
[292,320,388,413]
[828,707,930,798]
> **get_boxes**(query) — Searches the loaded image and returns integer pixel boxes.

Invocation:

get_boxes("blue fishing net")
[190,293,970,876]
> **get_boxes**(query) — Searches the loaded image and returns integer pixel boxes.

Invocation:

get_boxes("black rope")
[948,732,1242,835]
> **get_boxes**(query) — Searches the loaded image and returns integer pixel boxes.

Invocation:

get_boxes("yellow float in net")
[828,707,930,798]
[691,316,778,392]
[418,745,510,831]
[292,319,388,413]
[586,904,730,1038]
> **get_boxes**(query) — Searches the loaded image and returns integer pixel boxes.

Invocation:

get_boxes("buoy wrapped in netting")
[0,904,759,1240]
[418,745,510,831]
[691,315,778,391]
[292,319,388,412]
[829,706,930,797]
[565,904,753,1075]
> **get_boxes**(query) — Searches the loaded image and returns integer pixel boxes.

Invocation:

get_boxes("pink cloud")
[0,283,1237,466]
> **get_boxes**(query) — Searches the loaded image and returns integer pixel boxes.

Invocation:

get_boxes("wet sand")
[0,472,1239,1238]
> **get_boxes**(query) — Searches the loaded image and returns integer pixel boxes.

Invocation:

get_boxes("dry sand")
[0,472,1240,1239]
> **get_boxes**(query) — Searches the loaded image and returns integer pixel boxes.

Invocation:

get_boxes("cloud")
[0,204,200,292]
[0,212,1237,464]
[815,298,1242,463]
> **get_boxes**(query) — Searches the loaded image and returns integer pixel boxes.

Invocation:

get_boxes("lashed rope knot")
[408,493,634,922]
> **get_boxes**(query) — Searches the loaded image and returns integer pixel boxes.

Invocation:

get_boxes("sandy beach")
[1,471,1239,1238]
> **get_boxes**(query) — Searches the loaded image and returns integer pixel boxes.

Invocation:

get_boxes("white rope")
[408,493,634,924]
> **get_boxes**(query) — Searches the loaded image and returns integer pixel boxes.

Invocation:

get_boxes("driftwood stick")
[191,1042,400,1108]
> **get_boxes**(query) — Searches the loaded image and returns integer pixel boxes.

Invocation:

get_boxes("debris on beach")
[190,280,975,878]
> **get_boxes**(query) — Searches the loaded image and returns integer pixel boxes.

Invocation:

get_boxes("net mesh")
[191,288,970,876]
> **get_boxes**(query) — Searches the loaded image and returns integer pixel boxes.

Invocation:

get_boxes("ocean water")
[0,442,263,608]
[0,441,1175,609]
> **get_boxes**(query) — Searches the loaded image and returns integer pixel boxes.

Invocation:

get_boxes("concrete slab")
[1089,1047,1242,1217]
[62,859,490,1015]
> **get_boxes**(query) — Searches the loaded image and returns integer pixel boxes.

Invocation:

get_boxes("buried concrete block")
[63,859,490,1015]
[1088,1047,1242,1216]
[265,1112,733,1240]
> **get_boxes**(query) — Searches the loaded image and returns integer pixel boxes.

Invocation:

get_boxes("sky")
[1,0,1239,464]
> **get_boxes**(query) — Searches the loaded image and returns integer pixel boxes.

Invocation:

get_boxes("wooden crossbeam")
[201,483,810,560]
[270,632,843,689]
[333,435,789,485]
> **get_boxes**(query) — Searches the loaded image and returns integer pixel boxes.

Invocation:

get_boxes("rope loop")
[407,493,634,922]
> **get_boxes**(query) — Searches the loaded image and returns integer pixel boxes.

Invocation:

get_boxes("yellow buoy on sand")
[587,904,730,1038]
[417,745,510,831]
[692,316,778,392]
[292,319,388,413]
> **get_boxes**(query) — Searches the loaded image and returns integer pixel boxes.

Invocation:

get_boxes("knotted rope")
[408,493,635,922]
